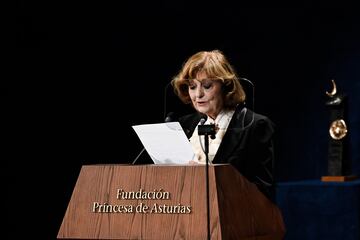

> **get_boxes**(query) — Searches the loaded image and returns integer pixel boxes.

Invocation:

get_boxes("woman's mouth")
[197,101,207,106]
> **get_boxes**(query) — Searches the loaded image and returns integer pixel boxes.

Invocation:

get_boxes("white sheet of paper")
[132,122,195,164]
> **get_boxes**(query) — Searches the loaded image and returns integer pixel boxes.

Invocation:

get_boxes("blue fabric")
[276,179,360,240]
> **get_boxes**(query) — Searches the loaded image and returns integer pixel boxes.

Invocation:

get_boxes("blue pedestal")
[276,179,360,240]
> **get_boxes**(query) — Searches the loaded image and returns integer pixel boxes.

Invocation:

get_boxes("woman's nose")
[195,87,204,98]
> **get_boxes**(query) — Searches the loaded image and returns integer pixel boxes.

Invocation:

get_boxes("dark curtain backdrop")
[12,3,360,239]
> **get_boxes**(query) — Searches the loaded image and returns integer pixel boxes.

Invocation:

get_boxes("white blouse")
[189,110,235,163]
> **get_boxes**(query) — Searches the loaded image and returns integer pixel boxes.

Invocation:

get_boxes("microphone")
[197,113,214,240]
[199,113,207,123]
[131,148,146,165]
[239,77,255,112]
[198,114,216,140]
[239,77,254,87]
[165,112,176,122]
[236,77,255,130]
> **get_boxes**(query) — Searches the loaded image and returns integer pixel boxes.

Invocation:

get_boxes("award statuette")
[322,80,356,181]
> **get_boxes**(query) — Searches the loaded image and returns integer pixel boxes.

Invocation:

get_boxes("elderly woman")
[171,49,275,200]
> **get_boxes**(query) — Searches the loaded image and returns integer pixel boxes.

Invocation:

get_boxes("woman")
[171,49,275,200]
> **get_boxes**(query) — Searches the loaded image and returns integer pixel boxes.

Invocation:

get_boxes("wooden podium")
[57,164,285,239]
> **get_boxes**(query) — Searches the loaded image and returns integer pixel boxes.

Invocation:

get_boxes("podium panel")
[58,164,285,239]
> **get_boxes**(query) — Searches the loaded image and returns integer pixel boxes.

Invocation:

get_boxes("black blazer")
[178,104,275,200]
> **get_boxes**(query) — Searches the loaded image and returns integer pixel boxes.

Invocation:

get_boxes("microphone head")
[199,114,207,125]
[165,112,176,122]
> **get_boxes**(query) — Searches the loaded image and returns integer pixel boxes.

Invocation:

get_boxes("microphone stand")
[131,148,145,165]
[198,123,216,240]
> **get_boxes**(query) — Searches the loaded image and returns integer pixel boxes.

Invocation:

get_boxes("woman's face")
[188,72,224,119]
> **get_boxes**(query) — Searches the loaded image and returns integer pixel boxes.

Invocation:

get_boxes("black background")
[12,3,360,239]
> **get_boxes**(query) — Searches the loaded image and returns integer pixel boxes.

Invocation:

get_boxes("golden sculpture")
[329,119,348,140]
[326,79,337,97]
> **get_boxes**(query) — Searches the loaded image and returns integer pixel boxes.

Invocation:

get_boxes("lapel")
[213,105,249,163]
[180,112,202,139]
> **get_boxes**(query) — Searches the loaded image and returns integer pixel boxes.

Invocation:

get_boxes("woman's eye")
[203,83,212,89]
[189,85,196,90]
